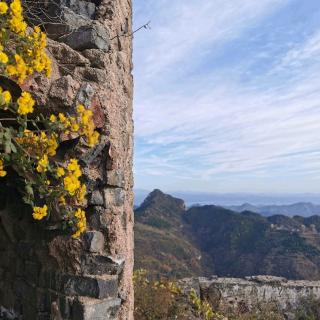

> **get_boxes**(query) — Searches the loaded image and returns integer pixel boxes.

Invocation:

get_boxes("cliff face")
[0,1,134,319]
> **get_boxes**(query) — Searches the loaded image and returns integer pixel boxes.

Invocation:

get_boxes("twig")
[110,21,151,41]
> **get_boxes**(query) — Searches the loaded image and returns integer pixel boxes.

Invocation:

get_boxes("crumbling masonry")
[0,0,134,319]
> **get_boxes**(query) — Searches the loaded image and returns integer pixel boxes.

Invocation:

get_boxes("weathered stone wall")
[0,1,133,319]
[180,275,320,317]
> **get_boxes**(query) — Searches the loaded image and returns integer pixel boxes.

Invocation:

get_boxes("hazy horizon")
[134,188,320,206]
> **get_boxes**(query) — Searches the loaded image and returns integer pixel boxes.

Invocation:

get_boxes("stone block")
[81,255,124,276]
[75,67,108,83]
[66,0,96,19]
[48,40,90,66]
[106,170,124,188]
[61,24,110,51]
[88,190,104,206]
[35,6,87,39]
[72,297,121,320]
[80,136,108,165]
[77,83,94,107]
[49,75,80,107]
[103,188,125,208]
[62,275,118,299]
[82,49,108,69]
[83,231,105,253]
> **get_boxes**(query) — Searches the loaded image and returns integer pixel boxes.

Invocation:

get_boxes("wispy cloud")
[133,0,320,192]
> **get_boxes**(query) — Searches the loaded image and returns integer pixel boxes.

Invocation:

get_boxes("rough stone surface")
[0,0,134,319]
[84,231,105,253]
[73,297,121,320]
[61,24,110,51]
[179,276,320,318]
[62,275,118,299]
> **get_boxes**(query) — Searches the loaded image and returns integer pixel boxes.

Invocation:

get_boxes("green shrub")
[294,296,320,320]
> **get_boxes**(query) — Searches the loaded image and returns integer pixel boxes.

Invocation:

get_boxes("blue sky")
[133,0,320,193]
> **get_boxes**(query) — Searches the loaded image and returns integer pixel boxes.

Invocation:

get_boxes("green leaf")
[4,141,11,154]
[25,184,34,195]
[10,142,17,153]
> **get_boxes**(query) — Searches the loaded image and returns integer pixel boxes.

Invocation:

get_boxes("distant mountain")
[228,202,320,217]
[135,189,213,278]
[134,189,320,214]
[135,190,320,280]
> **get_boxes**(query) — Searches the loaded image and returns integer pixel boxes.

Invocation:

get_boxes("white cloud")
[134,0,288,80]
[133,0,320,192]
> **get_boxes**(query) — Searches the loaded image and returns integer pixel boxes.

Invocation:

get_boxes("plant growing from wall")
[0,0,100,238]
[134,269,224,320]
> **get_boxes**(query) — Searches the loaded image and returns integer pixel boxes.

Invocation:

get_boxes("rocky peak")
[139,189,186,212]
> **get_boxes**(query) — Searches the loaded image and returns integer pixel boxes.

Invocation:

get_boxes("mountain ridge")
[135,189,320,280]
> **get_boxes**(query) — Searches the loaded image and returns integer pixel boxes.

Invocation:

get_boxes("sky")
[133,0,320,194]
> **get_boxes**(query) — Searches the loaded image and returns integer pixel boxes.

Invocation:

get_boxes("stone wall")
[180,275,320,316]
[0,0,134,319]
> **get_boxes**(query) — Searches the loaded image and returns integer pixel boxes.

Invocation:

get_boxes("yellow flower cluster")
[17,130,58,158]
[56,167,65,177]
[29,26,51,77]
[40,132,58,156]
[0,159,6,177]
[63,159,82,196]
[0,46,8,64]
[0,86,11,108]
[9,0,27,35]
[50,106,100,147]
[32,205,48,220]
[0,2,8,15]
[17,91,35,115]
[72,208,86,238]
[76,105,100,146]
[60,159,87,205]
[6,54,29,85]
[36,154,48,173]
[0,0,94,238]
[0,0,51,83]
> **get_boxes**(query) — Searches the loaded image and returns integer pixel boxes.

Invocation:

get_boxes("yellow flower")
[75,105,100,146]
[46,135,58,156]
[0,52,8,64]
[17,91,35,115]
[9,0,26,35]
[0,2,8,14]
[36,155,48,173]
[67,159,82,177]
[49,114,57,123]
[72,208,86,238]
[63,175,81,195]
[0,87,11,106]
[88,131,100,147]
[58,196,66,205]
[0,159,6,177]
[2,90,11,103]
[76,104,85,113]
[77,184,87,204]
[10,0,22,15]
[32,205,48,220]
[9,15,27,35]
[56,167,65,177]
